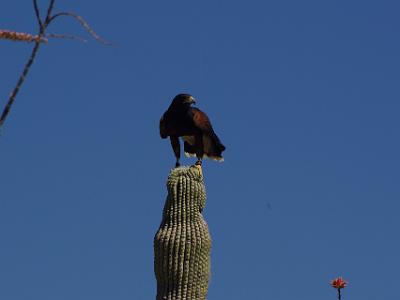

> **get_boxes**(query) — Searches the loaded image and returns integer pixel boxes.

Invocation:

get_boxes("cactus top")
[167,166,203,184]
[162,165,206,226]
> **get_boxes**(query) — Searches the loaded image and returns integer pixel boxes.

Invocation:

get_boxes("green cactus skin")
[154,166,211,300]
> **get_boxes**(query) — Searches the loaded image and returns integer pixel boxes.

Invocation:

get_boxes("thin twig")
[44,0,56,25]
[46,33,87,43]
[48,12,112,45]
[0,30,47,43]
[33,0,43,30]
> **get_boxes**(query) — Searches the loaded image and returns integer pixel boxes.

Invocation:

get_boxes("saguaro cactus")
[154,166,211,300]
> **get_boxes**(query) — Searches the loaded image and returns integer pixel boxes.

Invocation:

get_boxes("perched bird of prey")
[160,94,226,167]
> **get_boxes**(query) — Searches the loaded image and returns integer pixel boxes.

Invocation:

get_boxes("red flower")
[331,277,348,289]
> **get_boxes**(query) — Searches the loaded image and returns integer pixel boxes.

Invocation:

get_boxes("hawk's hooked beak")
[189,96,196,104]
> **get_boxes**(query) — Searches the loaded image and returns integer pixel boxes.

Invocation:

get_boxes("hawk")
[160,94,226,167]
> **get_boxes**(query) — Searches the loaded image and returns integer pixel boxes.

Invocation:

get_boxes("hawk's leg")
[170,136,181,167]
[195,134,204,166]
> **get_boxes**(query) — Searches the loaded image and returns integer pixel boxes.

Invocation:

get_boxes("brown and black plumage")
[160,94,226,167]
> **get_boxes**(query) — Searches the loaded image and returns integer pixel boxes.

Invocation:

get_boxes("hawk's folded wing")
[191,108,213,133]
[189,108,226,160]
[159,115,168,139]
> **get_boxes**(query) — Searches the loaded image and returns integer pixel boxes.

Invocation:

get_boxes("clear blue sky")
[1,1,400,299]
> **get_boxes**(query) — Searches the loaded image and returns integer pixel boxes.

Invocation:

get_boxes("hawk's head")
[171,94,196,107]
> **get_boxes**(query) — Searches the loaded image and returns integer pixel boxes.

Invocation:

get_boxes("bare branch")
[0,41,42,129]
[0,0,109,131]
[49,12,112,45]
[46,33,87,43]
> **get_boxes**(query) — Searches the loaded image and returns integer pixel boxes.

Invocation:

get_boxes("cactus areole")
[154,166,211,300]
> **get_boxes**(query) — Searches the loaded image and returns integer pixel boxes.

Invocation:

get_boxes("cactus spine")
[154,166,211,300]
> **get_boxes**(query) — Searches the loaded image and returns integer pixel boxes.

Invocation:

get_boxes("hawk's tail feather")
[184,139,225,162]
[184,151,225,162]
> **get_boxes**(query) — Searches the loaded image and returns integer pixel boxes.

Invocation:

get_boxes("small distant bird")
[160,94,225,167]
